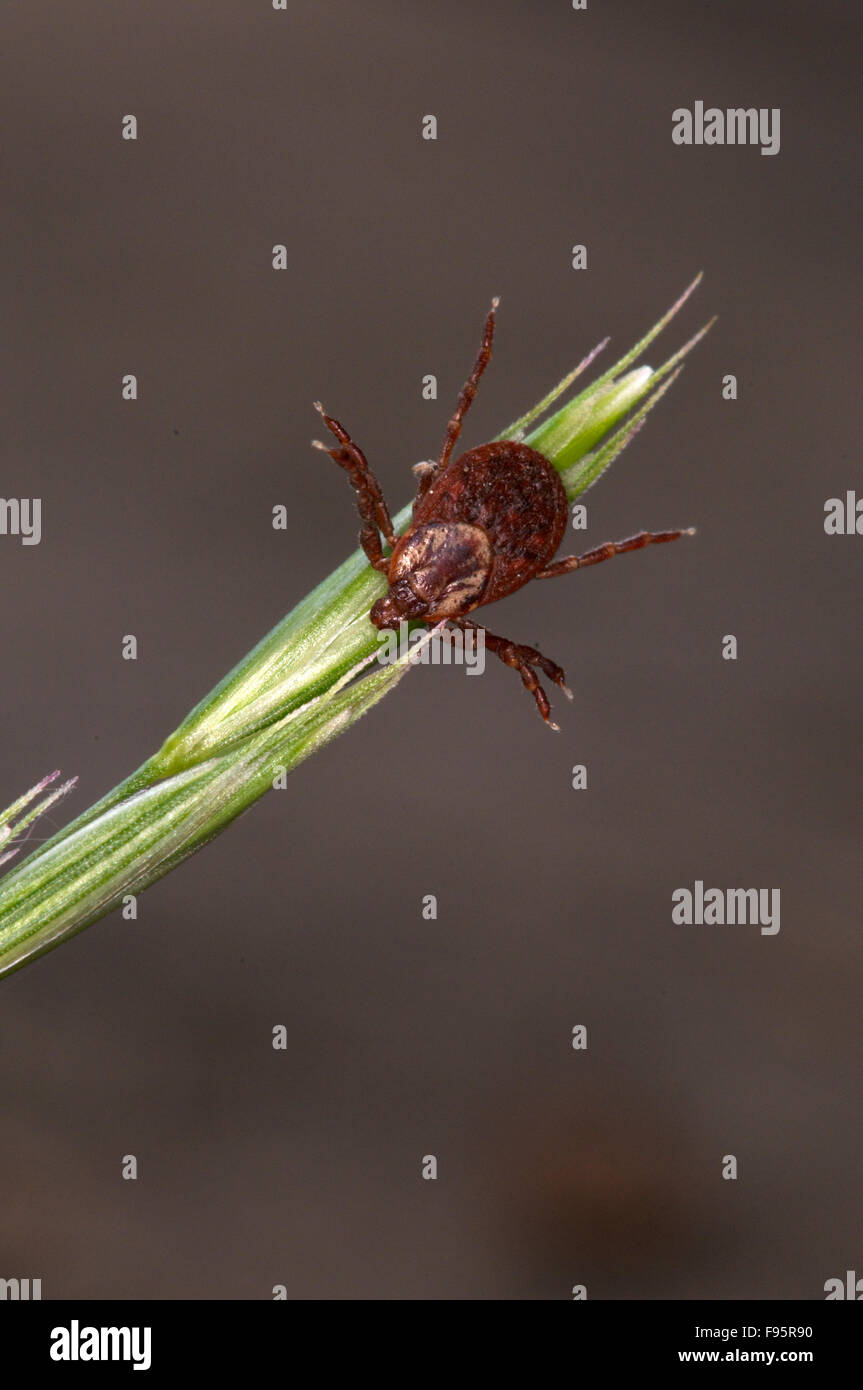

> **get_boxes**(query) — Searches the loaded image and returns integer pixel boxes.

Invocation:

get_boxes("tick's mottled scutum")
[312,300,693,729]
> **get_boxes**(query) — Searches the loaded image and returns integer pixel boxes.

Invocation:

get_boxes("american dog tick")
[312,300,692,729]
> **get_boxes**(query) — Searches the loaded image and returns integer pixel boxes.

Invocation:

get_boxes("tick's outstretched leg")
[439,298,498,470]
[535,527,695,580]
[312,403,396,573]
[453,617,572,731]
[415,298,499,509]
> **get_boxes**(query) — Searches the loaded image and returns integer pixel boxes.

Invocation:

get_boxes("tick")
[312,300,693,729]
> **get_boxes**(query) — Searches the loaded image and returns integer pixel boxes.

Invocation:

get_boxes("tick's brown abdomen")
[413,441,568,605]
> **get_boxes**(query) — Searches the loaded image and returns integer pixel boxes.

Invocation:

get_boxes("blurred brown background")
[2,0,861,1299]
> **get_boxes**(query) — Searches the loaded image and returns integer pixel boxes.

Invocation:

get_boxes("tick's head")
[371,521,492,629]
[370,585,417,629]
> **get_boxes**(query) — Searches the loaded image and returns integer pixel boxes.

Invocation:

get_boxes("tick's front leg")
[312,403,396,573]
[415,298,499,507]
[453,618,572,730]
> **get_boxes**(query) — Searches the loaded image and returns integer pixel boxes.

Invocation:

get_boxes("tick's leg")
[312,403,396,572]
[417,299,498,507]
[535,527,695,580]
[454,617,572,731]
[312,437,389,571]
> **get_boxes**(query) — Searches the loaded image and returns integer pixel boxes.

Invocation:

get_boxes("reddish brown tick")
[312,300,693,729]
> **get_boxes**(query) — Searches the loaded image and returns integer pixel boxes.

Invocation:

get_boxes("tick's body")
[380,441,567,625]
[312,300,691,727]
